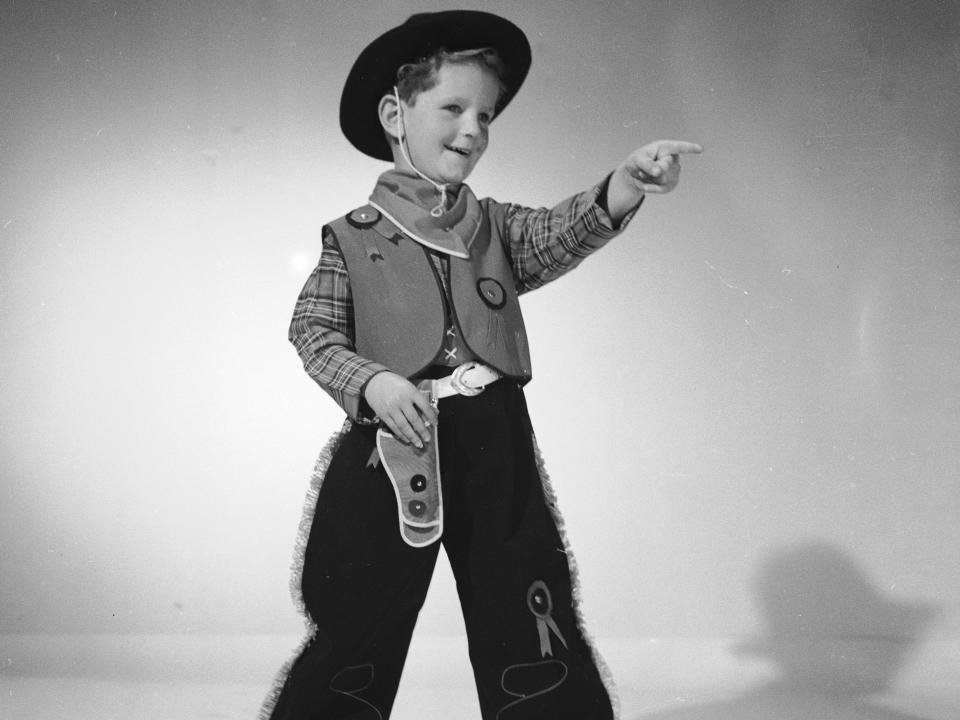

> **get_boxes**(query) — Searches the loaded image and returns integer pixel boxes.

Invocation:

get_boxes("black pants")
[264,381,614,720]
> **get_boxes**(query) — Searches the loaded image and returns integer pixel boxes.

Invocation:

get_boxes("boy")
[263,10,700,720]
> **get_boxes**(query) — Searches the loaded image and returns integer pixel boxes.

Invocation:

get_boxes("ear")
[378,93,402,141]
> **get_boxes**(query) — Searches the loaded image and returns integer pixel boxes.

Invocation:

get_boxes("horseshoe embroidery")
[496,659,568,720]
[329,663,383,720]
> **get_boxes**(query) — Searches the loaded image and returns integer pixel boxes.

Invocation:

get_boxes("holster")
[375,386,443,548]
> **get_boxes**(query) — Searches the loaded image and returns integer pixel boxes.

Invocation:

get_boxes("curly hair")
[395,47,508,112]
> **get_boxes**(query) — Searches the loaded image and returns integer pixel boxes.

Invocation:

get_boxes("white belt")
[431,361,502,400]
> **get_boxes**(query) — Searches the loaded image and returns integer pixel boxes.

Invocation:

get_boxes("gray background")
[2,0,958,697]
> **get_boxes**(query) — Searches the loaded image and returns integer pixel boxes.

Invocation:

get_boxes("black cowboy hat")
[339,10,532,162]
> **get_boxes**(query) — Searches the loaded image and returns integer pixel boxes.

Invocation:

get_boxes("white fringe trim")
[258,420,353,720]
[531,434,621,720]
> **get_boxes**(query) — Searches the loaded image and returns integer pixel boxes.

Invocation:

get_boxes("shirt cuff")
[311,356,388,422]
[595,172,645,232]
[343,361,389,397]
[351,369,388,424]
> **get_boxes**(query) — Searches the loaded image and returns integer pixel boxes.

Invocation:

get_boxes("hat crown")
[405,13,436,24]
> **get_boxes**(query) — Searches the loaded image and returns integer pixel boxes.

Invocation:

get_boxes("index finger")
[654,140,703,158]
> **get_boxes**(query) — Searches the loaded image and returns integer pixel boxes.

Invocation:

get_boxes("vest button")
[410,474,427,492]
[408,500,427,517]
[346,206,381,229]
[476,277,507,309]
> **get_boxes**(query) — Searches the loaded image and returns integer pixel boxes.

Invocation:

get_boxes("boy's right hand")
[363,371,438,449]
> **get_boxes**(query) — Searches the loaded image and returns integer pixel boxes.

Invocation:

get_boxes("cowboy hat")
[339,10,532,161]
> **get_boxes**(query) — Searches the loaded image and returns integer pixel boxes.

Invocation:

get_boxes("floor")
[1,634,957,719]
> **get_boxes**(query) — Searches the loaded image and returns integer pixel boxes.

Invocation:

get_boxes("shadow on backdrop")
[635,541,938,720]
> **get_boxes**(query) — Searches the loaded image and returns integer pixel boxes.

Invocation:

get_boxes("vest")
[330,202,532,381]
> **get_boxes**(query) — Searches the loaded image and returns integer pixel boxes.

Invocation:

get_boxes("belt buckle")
[450,361,486,397]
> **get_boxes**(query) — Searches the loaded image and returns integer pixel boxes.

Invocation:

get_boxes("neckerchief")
[368,169,481,259]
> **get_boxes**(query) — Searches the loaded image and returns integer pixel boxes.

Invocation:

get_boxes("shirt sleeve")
[494,174,643,294]
[288,226,388,419]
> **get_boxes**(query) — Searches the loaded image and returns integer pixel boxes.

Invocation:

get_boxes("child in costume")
[262,10,701,720]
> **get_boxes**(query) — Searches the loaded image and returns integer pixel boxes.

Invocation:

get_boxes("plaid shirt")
[289,177,640,414]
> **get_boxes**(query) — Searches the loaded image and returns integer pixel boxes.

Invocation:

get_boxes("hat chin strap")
[395,86,448,218]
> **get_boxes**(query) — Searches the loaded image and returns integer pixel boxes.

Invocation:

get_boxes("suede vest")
[330,203,532,381]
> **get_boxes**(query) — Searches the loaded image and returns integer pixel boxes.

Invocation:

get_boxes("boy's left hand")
[621,140,703,194]
[607,139,703,225]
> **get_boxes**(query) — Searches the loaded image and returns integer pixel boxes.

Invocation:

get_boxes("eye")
[478,112,492,125]
[444,104,463,115]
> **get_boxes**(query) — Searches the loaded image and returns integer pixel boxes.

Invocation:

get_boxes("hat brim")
[339,10,532,162]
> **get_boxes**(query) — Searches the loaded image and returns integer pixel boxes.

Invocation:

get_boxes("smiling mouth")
[444,145,471,157]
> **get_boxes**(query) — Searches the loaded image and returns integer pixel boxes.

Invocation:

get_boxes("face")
[395,62,500,185]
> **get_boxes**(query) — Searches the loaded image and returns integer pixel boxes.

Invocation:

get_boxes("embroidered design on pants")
[494,580,571,719]
[496,659,568,720]
[329,663,383,720]
[527,580,568,657]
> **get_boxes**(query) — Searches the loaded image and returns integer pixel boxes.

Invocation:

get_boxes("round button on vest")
[410,474,427,492]
[408,500,427,517]
[476,277,507,309]
[346,206,381,229]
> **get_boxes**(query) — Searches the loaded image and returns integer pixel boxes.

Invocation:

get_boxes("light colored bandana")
[369,169,482,259]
